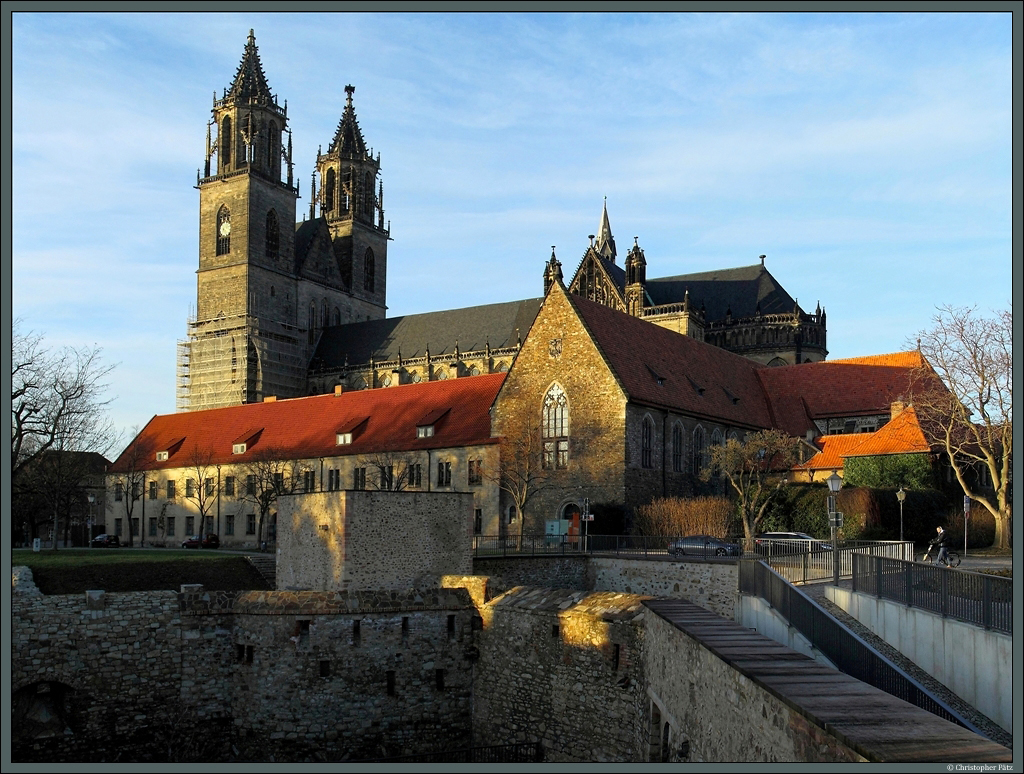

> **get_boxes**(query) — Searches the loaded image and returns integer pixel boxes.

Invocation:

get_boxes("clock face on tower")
[219,221,231,237]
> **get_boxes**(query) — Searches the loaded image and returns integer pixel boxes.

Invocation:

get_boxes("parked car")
[754,531,831,552]
[182,534,220,549]
[90,534,120,548]
[667,535,742,557]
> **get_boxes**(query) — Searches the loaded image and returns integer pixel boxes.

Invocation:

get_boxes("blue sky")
[11,12,1012,444]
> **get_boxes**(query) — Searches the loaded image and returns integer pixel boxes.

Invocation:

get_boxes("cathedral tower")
[179,31,306,411]
[315,85,389,311]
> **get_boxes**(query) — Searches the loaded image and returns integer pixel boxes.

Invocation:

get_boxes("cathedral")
[178,31,827,412]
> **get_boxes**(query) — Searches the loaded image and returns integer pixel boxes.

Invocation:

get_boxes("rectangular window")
[304,470,316,492]
[353,468,366,490]
[149,481,157,500]
[132,482,141,500]
[336,432,352,445]
[114,482,123,502]
[246,514,256,535]
[225,514,235,536]
[186,478,195,498]
[416,425,434,438]
[437,460,451,487]
[232,443,246,455]
[205,478,214,497]
[273,472,284,493]
[236,644,245,663]
[411,464,422,488]
[401,616,409,646]
[327,469,339,491]
[166,516,176,536]
[156,451,169,462]
[149,517,157,537]
[380,465,394,491]
[474,508,482,535]
[166,480,176,499]
[435,669,445,691]
[114,518,122,536]
[131,518,139,536]
[468,459,482,486]
[224,476,235,496]
[447,614,456,640]
[352,619,361,647]
[386,670,396,696]
[245,645,254,664]
[319,660,331,678]
[186,516,194,535]
[246,474,255,496]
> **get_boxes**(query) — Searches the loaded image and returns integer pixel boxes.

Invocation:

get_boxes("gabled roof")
[565,289,774,428]
[842,406,931,457]
[226,30,273,103]
[329,85,368,158]
[646,263,797,321]
[795,434,877,472]
[310,298,542,370]
[110,374,505,473]
[758,351,927,436]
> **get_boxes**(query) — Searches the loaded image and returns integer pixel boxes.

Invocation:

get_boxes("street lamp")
[87,494,96,547]
[896,486,906,545]
[826,471,843,586]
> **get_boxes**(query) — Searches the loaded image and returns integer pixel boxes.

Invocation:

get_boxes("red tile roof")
[567,291,775,429]
[758,351,929,436]
[796,433,878,471]
[110,374,504,473]
[842,405,931,457]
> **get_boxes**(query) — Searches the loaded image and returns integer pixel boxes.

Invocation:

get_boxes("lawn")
[12,549,272,594]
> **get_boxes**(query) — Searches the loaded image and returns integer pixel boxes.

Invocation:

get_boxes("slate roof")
[756,351,927,436]
[842,406,931,457]
[227,30,273,103]
[311,298,543,370]
[110,374,504,473]
[566,290,775,429]
[646,263,798,320]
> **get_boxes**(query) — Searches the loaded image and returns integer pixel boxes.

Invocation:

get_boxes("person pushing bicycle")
[926,525,951,566]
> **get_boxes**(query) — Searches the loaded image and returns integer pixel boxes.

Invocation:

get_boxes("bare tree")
[910,305,1012,549]
[486,422,553,540]
[181,445,218,546]
[359,448,417,491]
[238,448,302,548]
[107,428,154,547]
[704,429,802,541]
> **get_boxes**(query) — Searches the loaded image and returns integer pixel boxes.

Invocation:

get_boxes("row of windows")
[115,513,259,539]
[218,115,281,176]
[322,167,377,219]
[640,418,737,473]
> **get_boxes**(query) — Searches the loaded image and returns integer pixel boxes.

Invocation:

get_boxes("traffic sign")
[829,512,844,528]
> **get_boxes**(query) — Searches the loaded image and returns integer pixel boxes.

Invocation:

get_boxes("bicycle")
[921,546,961,568]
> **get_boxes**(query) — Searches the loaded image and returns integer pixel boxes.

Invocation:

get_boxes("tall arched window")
[641,416,654,469]
[364,171,374,215]
[672,423,684,473]
[265,209,279,259]
[692,425,707,476]
[307,302,316,344]
[321,301,328,328]
[220,117,232,173]
[542,384,569,470]
[216,206,231,255]
[325,168,336,212]
[267,120,279,176]
[333,307,341,326]
[364,247,375,292]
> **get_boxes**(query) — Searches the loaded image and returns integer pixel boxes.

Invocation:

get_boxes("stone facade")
[276,490,474,591]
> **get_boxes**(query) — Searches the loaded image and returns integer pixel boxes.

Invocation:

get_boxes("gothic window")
[265,209,279,259]
[692,425,707,476]
[641,415,654,469]
[325,168,336,212]
[672,423,685,473]
[711,429,724,448]
[308,302,316,344]
[216,206,231,255]
[542,384,569,470]
[220,116,232,173]
[364,171,374,215]
[321,301,328,328]
[364,248,375,293]
[333,307,341,326]
[267,120,279,176]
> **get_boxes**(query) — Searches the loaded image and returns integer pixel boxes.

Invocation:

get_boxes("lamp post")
[826,471,843,586]
[87,494,96,547]
[896,486,906,545]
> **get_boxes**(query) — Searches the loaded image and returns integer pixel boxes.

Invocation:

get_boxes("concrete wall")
[276,490,473,591]
[826,586,1012,732]
[737,595,836,668]
[642,608,866,763]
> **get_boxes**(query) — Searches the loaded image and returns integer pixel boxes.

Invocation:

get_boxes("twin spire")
[329,84,369,158]
[227,29,274,104]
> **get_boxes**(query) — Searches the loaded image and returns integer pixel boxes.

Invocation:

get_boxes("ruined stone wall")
[641,608,865,763]
[471,556,588,593]
[472,588,648,762]
[276,490,473,591]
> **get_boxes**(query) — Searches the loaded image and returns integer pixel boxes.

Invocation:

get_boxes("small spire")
[226,29,273,103]
[595,198,616,261]
[330,84,369,158]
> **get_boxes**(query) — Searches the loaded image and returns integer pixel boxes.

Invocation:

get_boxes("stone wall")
[472,587,649,762]
[641,607,866,763]
[276,490,473,591]
[472,556,588,593]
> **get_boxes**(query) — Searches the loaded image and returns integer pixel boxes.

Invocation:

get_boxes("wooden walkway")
[644,598,1012,763]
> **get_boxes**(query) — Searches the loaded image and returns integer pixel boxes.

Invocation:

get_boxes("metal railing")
[745,539,914,584]
[852,554,1012,634]
[357,741,543,763]
[739,559,987,736]
[472,534,740,559]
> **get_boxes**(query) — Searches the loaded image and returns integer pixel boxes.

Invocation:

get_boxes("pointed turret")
[330,85,369,158]
[544,247,564,295]
[595,198,617,262]
[227,30,274,104]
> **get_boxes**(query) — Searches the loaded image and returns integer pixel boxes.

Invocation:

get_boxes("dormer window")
[415,408,450,440]
[336,432,353,445]
[232,443,247,455]
[156,451,169,461]
[231,428,263,455]
[335,417,368,446]
[416,425,434,439]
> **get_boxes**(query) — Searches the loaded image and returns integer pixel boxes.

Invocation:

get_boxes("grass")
[13,549,272,594]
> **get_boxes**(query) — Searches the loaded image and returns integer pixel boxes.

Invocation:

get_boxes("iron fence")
[745,539,914,584]
[472,533,742,559]
[738,559,985,736]
[852,553,1012,634]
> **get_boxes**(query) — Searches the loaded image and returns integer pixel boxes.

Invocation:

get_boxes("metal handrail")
[472,534,743,559]
[852,553,1012,634]
[738,559,988,737]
